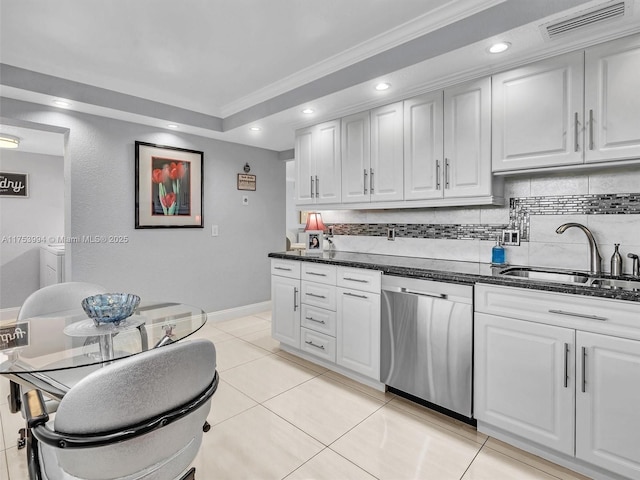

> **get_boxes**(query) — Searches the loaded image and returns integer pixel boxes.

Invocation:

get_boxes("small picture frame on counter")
[305,230,323,254]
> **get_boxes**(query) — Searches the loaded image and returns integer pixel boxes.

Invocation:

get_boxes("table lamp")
[304,212,326,232]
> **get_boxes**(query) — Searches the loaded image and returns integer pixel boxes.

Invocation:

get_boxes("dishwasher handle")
[399,287,446,300]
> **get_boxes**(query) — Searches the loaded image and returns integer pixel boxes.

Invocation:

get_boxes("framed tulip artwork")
[135,141,204,228]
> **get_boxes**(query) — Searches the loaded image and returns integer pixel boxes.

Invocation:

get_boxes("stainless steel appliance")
[381,275,473,419]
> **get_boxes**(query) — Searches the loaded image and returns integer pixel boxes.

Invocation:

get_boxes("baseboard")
[207,301,271,323]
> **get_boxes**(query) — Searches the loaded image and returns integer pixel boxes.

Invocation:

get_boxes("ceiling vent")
[543,1,626,39]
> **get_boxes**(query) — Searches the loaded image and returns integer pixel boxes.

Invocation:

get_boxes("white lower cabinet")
[576,332,640,479]
[272,260,381,383]
[336,286,381,380]
[475,284,640,480]
[474,313,575,455]
[271,273,301,348]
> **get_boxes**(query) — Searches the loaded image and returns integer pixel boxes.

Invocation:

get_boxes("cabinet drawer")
[271,259,301,279]
[337,267,381,293]
[301,281,336,310]
[301,327,336,362]
[301,304,336,336]
[476,283,640,332]
[301,263,337,285]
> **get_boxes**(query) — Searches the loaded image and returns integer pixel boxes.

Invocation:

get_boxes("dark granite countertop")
[268,251,640,303]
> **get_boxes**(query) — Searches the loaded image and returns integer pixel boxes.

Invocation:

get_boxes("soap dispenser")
[492,236,506,265]
[611,243,623,276]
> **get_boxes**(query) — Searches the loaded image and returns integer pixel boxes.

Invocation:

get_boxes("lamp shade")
[304,212,326,232]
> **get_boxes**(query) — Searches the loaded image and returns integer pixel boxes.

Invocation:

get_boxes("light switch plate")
[387,228,395,241]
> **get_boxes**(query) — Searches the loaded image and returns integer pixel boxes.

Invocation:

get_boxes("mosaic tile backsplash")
[329,192,640,242]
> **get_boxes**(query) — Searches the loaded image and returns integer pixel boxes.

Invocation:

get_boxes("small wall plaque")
[237,174,256,191]
[0,172,29,197]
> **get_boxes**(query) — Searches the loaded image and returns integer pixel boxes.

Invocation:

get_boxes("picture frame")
[237,174,256,191]
[135,141,204,228]
[305,230,323,254]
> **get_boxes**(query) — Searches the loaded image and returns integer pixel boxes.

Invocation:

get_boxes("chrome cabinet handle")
[363,169,368,194]
[305,340,325,350]
[581,346,587,393]
[548,309,607,321]
[306,292,326,299]
[274,266,292,271]
[370,168,374,193]
[307,272,327,277]
[563,343,569,388]
[343,277,369,283]
[315,176,319,198]
[574,112,579,152]
[293,287,298,311]
[589,109,594,150]
[445,158,450,189]
[436,159,441,190]
[305,316,326,324]
[344,292,368,299]
[310,176,314,198]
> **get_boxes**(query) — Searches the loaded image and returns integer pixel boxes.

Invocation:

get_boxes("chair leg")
[18,427,27,449]
[9,380,22,413]
[179,467,195,480]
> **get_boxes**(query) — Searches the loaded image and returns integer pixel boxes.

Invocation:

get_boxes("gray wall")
[0,150,64,307]
[0,97,285,312]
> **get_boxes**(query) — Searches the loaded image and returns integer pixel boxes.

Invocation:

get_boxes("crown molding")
[219,0,503,117]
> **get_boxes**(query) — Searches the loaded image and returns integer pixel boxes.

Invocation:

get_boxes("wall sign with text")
[0,172,29,197]
[237,174,256,191]
[0,322,30,351]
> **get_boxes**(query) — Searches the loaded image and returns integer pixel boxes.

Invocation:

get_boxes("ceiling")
[1,0,639,154]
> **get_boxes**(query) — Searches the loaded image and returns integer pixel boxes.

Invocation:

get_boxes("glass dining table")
[0,300,208,400]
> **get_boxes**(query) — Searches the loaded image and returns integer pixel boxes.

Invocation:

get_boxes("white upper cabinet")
[295,120,341,205]
[492,52,585,171]
[584,34,640,163]
[341,111,371,204]
[444,77,493,197]
[403,91,444,200]
[370,102,404,202]
[492,33,640,173]
[295,127,314,204]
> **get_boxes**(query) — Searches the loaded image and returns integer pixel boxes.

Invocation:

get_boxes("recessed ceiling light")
[488,42,511,54]
[375,82,391,91]
[53,100,71,108]
[302,108,314,114]
[167,124,179,129]
[250,126,261,131]
[0,134,20,149]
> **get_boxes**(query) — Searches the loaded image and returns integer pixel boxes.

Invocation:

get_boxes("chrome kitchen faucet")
[556,223,602,275]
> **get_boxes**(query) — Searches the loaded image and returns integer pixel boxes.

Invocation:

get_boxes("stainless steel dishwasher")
[381,275,473,419]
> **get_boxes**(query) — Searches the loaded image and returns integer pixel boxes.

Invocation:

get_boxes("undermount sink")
[497,266,640,292]
[590,278,640,291]
[498,267,592,284]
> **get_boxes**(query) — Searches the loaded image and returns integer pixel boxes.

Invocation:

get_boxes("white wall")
[0,98,286,312]
[321,166,640,276]
[0,150,64,307]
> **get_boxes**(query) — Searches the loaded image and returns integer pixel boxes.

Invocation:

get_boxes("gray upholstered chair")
[24,338,218,480]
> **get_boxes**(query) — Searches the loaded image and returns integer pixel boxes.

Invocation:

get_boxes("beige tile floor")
[0,310,592,479]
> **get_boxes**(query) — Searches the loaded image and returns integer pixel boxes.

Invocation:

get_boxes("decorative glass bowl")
[81,293,140,326]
